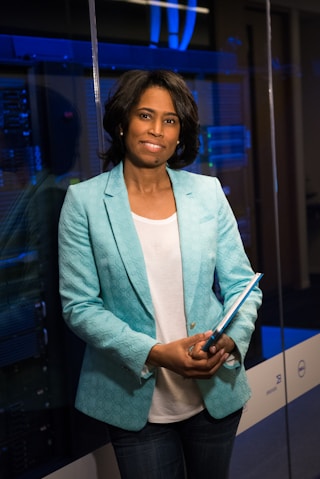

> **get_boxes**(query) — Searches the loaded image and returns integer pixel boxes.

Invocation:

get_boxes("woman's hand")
[147,331,231,379]
[206,334,235,356]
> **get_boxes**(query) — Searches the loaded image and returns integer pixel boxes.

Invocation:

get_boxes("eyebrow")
[136,106,179,117]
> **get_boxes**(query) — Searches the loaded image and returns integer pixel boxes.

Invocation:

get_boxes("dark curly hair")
[101,69,200,171]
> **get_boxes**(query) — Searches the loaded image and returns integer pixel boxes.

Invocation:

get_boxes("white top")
[132,212,204,423]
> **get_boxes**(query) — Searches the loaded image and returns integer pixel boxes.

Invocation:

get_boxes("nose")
[149,119,163,136]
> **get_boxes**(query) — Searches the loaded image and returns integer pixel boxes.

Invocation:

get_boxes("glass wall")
[0,3,108,478]
[0,1,319,478]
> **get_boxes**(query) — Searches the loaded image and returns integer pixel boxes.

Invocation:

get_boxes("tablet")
[202,272,263,352]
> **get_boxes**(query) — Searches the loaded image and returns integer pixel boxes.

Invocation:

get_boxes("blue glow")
[179,0,197,51]
[150,1,197,51]
[167,0,179,49]
[0,33,239,74]
[149,5,161,48]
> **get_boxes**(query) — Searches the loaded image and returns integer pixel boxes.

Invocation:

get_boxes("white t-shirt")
[132,212,204,423]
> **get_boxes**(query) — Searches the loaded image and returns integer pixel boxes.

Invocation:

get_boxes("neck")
[123,162,170,194]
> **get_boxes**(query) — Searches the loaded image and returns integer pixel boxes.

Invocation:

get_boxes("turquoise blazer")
[58,162,262,431]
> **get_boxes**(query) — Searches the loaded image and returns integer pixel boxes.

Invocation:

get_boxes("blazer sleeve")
[213,178,263,362]
[58,185,158,379]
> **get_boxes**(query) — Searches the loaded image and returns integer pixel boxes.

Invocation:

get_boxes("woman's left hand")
[189,333,235,359]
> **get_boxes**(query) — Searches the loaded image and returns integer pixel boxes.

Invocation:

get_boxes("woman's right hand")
[146,332,229,379]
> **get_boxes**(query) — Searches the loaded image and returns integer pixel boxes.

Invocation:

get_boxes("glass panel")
[230,2,319,478]
[284,4,320,479]
[0,3,108,479]
[1,1,319,478]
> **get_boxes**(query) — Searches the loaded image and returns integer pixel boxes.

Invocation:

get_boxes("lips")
[140,141,164,152]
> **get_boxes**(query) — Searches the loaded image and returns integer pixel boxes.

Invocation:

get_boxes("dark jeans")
[108,408,242,479]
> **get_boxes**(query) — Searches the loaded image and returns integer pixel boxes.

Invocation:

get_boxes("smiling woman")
[58,69,262,479]
[124,86,180,165]
[120,85,182,219]
[101,69,200,170]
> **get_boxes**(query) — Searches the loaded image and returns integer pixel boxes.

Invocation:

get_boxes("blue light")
[179,0,197,51]
[150,1,197,51]
[150,4,161,48]
[167,0,179,49]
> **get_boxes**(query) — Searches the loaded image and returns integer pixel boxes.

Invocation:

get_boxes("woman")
[58,69,262,478]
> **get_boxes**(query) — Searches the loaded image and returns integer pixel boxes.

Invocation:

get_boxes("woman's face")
[123,86,181,168]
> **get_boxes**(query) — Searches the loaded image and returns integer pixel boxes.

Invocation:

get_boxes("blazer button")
[190,322,196,329]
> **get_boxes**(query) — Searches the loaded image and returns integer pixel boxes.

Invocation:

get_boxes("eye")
[139,112,151,120]
[165,117,180,125]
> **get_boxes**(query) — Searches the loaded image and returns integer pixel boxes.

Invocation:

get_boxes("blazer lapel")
[102,164,202,321]
[168,169,202,319]
[103,164,155,318]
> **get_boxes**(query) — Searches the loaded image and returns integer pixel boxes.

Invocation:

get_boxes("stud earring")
[120,130,123,136]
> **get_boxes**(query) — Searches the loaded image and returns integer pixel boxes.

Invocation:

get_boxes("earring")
[177,140,180,145]
[120,130,123,136]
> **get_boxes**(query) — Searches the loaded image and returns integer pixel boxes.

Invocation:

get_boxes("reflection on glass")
[0,0,319,478]
[0,74,83,473]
